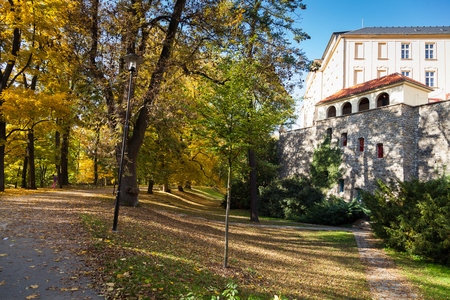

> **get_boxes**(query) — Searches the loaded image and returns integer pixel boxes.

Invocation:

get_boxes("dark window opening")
[341,133,347,146]
[377,143,384,158]
[358,138,364,152]
[355,189,362,202]
[326,128,332,139]
[358,98,370,111]
[377,93,390,107]
[327,106,336,118]
[339,179,344,193]
[342,102,352,115]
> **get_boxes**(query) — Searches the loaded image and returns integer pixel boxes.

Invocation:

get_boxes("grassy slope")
[80,187,370,299]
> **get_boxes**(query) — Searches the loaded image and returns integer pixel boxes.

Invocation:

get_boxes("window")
[377,143,384,158]
[425,43,435,59]
[342,102,352,115]
[355,189,362,202]
[338,179,344,193]
[401,43,410,59]
[401,71,410,77]
[358,138,364,152]
[377,93,390,107]
[326,128,332,139]
[377,69,387,78]
[355,43,364,59]
[354,70,363,85]
[327,106,336,118]
[341,133,347,146]
[358,98,370,111]
[378,43,387,59]
[426,71,435,87]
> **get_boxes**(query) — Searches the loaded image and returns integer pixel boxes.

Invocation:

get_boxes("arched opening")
[358,98,370,111]
[377,93,390,107]
[327,106,336,118]
[342,102,352,115]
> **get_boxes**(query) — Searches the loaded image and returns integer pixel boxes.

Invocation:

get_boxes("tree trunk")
[147,179,154,194]
[0,121,4,192]
[177,184,184,192]
[93,128,100,185]
[21,156,28,188]
[119,156,140,206]
[248,148,259,222]
[223,156,232,268]
[55,129,61,188]
[60,126,69,186]
[26,130,36,189]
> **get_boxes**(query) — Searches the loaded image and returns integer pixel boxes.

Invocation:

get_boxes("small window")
[327,106,336,118]
[401,71,410,77]
[342,102,352,115]
[358,138,364,152]
[354,70,363,85]
[377,143,384,158]
[355,43,364,59]
[378,43,387,59]
[377,93,390,107]
[377,69,387,78]
[425,43,435,59]
[338,179,344,193]
[425,71,435,87]
[358,98,370,111]
[401,43,410,59]
[341,133,348,146]
[355,189,362,202]
[326,128,332,139]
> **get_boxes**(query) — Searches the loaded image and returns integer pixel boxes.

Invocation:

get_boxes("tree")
[309,136,343,190]
[194,57,295,267]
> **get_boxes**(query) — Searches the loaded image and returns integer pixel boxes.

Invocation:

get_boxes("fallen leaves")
[25,294,39,299]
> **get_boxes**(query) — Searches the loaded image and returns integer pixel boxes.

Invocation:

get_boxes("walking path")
[1,189,421,299]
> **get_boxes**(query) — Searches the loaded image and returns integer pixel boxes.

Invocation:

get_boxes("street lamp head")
[123,53,143,71]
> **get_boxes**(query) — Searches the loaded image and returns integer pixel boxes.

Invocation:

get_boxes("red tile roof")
[317,73,432,104]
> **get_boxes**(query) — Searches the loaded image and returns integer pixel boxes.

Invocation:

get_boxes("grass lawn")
[76,187,370,299]
[386,249,450,300]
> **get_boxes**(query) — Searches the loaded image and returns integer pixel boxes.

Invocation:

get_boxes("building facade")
[301,27,450,128]
[279,27,450,200]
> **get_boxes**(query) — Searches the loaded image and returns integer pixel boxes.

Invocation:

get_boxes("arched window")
[358,98,370,111]
[342,102,352,115]
[327,106,336,118]
[377,93,390,107]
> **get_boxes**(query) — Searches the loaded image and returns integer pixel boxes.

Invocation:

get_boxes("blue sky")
[289,0,450,126]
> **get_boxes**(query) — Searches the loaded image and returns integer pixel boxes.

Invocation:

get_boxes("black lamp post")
[112,53,143,232]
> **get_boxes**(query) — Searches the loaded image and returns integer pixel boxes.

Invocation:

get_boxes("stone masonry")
[278,100,450,200]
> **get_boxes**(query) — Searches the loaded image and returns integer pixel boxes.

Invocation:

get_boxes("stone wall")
[278,100,450,200]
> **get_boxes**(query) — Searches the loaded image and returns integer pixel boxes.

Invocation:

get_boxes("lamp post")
[112,53,143,232]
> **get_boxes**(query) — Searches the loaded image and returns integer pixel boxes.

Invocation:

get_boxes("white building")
[301,26,450,128]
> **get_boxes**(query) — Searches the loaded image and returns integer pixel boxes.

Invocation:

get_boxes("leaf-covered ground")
[0,187,371,299]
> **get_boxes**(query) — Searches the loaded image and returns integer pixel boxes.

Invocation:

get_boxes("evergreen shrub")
[363,176,450,265]
[258,175,324,219]
[299,196,367,226]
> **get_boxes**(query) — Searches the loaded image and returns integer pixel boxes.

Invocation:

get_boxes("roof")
[317,73,433,105]
[343,26,450,35]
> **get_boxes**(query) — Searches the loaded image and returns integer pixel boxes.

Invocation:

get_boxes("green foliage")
[363,176,450,265]
[299,197,367,226]
[258,175,324,219]
[310,136,343,190]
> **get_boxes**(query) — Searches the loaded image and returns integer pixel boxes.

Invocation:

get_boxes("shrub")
[299,196,367,226]
[258,175,324,219]
[222,180,250,209]
[363,176,450,265]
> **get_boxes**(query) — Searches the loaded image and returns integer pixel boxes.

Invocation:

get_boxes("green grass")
[386,249,450,300]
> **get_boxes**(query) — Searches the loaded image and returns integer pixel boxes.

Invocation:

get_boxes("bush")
[363,176,450,265]
[298,196,367,226]
[222,180,250,209]
[258,175,324,219]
